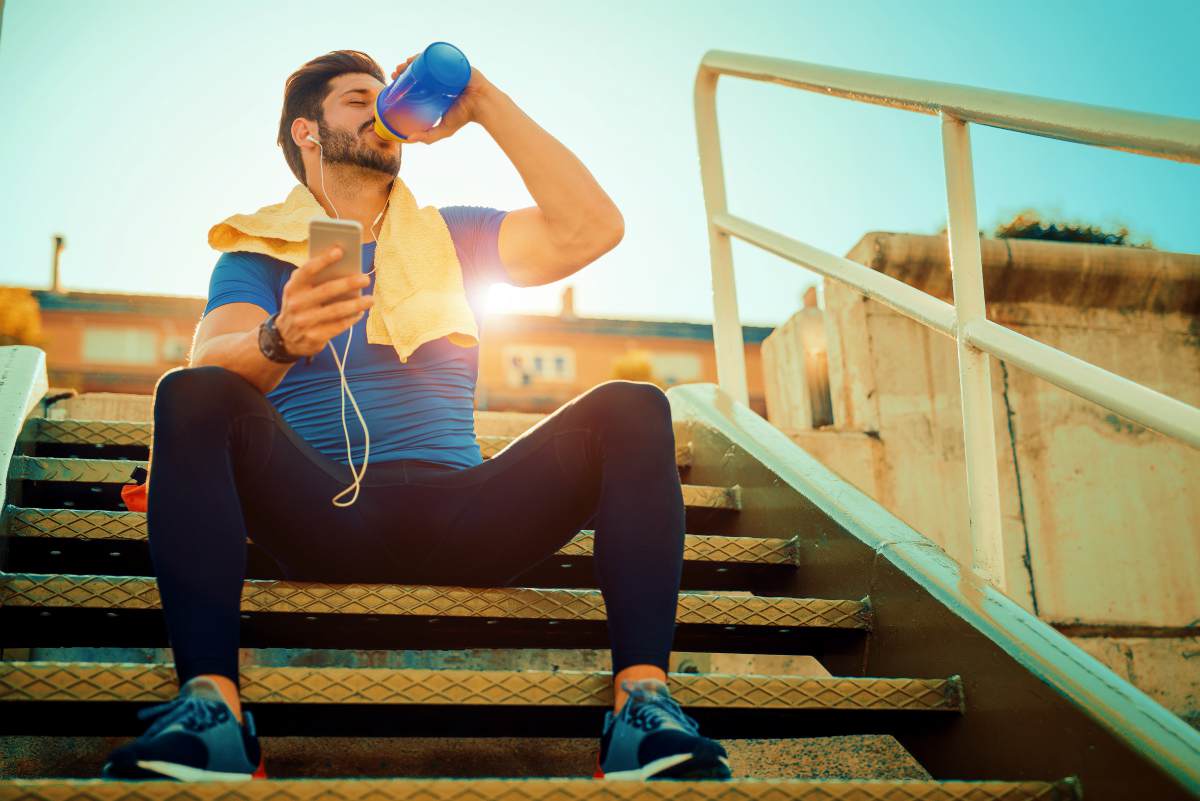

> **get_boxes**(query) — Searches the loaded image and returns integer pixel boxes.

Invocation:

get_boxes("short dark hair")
[277,50,386,185]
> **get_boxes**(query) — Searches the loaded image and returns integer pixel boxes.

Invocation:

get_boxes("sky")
[1,0,1197,328]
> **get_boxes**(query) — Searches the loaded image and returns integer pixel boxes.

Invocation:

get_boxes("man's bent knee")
[587,380,670,413]
[153,366,268,435]
[583,380,674,439]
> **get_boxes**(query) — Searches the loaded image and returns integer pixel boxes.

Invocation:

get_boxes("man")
[101,50,731,783]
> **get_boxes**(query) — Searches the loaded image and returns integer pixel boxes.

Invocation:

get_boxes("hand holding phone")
[273,219,374,359]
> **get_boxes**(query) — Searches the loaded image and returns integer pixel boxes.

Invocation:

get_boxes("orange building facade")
[25,287,773,416]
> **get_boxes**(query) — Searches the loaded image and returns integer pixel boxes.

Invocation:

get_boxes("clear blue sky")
[1,0,1196,326]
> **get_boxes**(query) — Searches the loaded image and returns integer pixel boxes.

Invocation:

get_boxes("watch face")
[259,317,292,362]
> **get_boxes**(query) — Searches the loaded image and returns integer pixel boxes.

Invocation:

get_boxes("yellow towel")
[208,178,479,363]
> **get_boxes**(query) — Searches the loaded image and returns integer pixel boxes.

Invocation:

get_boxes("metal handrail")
[693,51,1200,591]
[0,347,49,515]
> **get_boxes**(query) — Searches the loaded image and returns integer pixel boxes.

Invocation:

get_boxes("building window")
[503,345,576,387]
[82,328,158,365]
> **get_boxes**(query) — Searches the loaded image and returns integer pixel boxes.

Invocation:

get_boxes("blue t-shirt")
[202,205,510,469]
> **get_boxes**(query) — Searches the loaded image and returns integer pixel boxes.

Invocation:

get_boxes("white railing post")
[940,115,1008,592]
[1,346,49,513]
[694,67,750,407]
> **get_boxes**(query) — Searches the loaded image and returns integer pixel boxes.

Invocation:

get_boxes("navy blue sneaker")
[594,677,732,780]
[101,676,266,781]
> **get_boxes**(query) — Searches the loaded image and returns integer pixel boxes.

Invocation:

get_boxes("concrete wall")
[763,232,1200,726]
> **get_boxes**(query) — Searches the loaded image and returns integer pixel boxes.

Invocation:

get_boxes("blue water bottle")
[373,42,471,142]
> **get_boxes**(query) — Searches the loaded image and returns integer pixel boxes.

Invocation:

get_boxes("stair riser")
[9,455,705,494]
[0,538,793,591]
[0,701,957,740]
[0,647,833,677]
[7,486,742,539]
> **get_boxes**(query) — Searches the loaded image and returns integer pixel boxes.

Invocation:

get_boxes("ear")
[290,118,317,149]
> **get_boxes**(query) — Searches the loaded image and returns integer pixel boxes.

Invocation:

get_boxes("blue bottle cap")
[421,42,471,92]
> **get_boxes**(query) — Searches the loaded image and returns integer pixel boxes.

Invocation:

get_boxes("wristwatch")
[258,311,305,364]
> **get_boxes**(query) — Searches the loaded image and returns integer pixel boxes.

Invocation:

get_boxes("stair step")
[0,776,1083,798]
[0,734,934,780]
[0,661,963,712]
[7,457,738,509]
[0,573,870,630]
[1,647,833,677]
[2,505,793,567]
[27,418,695,468]
[42,394,550,433]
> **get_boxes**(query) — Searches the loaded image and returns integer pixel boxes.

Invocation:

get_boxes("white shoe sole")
[136,760,256,782]
[602,752,730,780]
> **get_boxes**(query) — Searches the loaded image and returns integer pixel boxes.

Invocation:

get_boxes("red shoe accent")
[252,759,268,779]
[120,481,148,513]
[592,752,604,779]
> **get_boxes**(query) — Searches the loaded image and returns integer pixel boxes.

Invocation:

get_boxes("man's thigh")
[358,401,604,587]
[232,413,412,583]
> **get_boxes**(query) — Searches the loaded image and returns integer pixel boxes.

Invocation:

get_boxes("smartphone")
[308,218,364,304]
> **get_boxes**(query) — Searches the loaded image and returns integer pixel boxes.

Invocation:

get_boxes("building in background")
[21,284,774,416]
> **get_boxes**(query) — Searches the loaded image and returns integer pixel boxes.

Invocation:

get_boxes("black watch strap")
[258,312,304,364]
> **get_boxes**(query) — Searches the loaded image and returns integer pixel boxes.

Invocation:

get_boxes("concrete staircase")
[0,384,1093,799]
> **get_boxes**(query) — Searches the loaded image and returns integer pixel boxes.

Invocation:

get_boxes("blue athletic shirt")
[202,205,510,469]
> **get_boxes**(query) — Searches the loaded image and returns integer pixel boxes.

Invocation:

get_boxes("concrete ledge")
[846,232,1200,314]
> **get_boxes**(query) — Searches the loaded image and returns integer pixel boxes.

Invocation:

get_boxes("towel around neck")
[208,178,480,364]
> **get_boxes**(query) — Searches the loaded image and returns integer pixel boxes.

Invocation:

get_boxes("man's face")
[314,72,400,177]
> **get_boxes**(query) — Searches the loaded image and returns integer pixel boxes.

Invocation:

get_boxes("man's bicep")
[191,302,269,364]
[204,253,281,316]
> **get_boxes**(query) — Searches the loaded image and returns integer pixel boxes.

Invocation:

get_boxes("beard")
[316,118,401,177]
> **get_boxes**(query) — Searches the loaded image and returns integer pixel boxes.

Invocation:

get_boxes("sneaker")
[101,676,266,781]
[594,677,732,780]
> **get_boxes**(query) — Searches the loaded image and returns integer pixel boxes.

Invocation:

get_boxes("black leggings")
[146,366,686,686]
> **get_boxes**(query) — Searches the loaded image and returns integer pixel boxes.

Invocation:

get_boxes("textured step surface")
[0,573,871,629]
[0,662,963,712]
[0,777,1083,800]
[40,395,550,431]
[2,505,794,567]
[26,418,695,467]
[8,457,739,509]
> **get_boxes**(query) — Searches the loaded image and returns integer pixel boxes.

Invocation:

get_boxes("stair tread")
[25,417,696,465]
[0,661,962,711]
[41,397,550,433]
[2,505,794,566]
[0,776,1083,799]
[0,573,871,629]
[8,457,737,509]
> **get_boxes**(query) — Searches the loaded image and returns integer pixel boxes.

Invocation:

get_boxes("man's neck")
[308,168,394,244]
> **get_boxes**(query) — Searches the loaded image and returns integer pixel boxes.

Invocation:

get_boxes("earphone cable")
[312,135,375,507]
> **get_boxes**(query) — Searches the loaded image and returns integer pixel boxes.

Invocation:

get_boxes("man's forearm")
[190,328,295,395]
[475,85,622,247]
